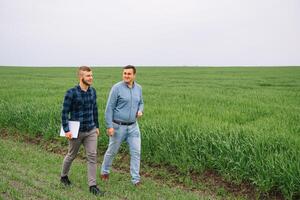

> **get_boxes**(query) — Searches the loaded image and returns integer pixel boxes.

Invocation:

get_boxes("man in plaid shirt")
[60,66,104,196]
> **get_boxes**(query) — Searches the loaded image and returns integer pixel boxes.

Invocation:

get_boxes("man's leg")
[83,129,98,186]
[61,136,82,177]
[127,124,141,184]
[101,125,125,175]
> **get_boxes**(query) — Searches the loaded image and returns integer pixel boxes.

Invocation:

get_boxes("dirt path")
[0,129,284,200]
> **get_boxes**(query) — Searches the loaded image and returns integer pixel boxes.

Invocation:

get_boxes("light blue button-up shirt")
[105,81,144,128]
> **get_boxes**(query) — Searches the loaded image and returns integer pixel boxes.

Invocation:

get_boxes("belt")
[113,120,135,126]
[80,126,95,132]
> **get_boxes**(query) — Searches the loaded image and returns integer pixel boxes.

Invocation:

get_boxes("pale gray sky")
[0,0,299,66]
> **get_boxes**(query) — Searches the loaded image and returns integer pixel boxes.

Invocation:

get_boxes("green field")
[0,67,299,199]
[0,137,205,200]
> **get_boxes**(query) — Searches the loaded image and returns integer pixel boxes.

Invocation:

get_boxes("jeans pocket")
[112,122,120,130]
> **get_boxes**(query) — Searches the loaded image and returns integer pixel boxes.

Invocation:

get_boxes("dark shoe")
[134,181,141,187]
[60,176,71,186]
[89,185,105,196]
[100,173,109,181]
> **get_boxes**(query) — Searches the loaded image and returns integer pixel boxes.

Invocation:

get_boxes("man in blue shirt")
[100,65,144,186]
[60,66,104,196]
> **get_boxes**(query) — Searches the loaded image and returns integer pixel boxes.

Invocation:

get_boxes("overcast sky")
[0,0,299,66]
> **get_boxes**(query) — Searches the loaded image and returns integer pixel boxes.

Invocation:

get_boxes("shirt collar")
[76,84,90,92]
[123,81,135,88]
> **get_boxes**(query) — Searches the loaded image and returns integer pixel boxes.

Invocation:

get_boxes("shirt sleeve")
[93,88,99,128]
[105,86,118,128]
[138,87,144,113]
[62,90,72,132]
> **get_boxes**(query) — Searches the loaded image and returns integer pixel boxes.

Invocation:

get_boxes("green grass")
[0,66,300,199]
[0,138,207,200]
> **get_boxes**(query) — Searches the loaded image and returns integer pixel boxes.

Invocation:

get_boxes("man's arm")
[93,88,100,136]
[93,88,99,128]
[62,90,72,133]
[137,87,144,115]
[105,86,118,129]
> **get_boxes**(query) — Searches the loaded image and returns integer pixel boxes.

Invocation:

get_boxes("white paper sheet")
[60,121,80,138]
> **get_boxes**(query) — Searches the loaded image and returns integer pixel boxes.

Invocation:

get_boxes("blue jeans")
[101,122,141,184]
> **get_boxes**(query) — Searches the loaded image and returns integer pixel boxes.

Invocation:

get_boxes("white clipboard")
[60,121,80,138]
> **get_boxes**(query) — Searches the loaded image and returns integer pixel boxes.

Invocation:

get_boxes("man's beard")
[82,78,91,86]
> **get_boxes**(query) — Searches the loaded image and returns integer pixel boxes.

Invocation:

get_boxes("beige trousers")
[61,128,98,186]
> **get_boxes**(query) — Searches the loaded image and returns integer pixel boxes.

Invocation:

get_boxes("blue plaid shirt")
[62,85,99,132]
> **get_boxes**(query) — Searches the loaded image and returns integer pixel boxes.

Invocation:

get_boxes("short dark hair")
[78,66,92,76]
[123,65,136,74]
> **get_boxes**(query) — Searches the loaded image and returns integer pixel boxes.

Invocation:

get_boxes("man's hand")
[96,128,100,136]
[136,111,143,118]
[107,128,115,137]
[65,131,72,140]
